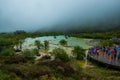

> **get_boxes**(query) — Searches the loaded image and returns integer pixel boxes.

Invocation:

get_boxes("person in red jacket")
[110,48,115,63]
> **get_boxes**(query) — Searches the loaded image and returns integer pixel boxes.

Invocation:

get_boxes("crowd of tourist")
[88,45,120,64]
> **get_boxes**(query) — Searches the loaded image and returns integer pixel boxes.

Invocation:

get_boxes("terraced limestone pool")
[22,36,92,55]
[23,36,91,49]
[22,36,92,59]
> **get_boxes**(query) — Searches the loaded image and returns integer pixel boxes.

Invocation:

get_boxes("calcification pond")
[22,36,92,55]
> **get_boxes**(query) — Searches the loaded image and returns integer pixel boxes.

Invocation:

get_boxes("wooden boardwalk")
[88,53,120,70]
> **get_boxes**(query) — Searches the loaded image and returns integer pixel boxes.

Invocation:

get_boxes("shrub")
[22,49,35,60]
[54,36,56,39]
[99,40,114,47]
[44,40,49,49]
[4,55,27,64]
[52,48,70,62]
[0,48,15,56]
[72,46,85,60]
[59,39,67,46]
[32,48,39,55]
[65,35,68,39]
[0,70,18,80]
[34,40,42,49]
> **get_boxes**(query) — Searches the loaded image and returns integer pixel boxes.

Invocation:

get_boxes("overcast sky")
[0,0,120,32]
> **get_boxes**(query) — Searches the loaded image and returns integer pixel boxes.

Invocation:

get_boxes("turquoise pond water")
[22,36,92,51]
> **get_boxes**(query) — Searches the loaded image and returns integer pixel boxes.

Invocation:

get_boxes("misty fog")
[0,0,120,32]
